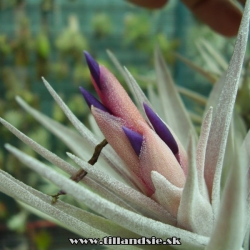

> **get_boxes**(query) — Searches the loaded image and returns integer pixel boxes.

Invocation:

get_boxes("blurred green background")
[0,0,241,249]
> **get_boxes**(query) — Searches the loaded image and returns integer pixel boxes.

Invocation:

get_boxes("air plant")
[1,1,250,250]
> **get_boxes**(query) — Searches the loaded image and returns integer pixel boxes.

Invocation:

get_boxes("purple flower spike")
[79,87,110,112]
[122,126,143,157]
[84,51,101,89]
[143,103,178,155]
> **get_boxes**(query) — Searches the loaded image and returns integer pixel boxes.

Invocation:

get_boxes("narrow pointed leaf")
[196,107,213,200]
[175,53,217,84]
[199,39,228,71]
[66,152,175,224]
[177,86,207,105]
[195,41,222,75]
[16,96,96,162]
[17,85,133,186]
[204,0,250,213]
[123,67,152,118]
[154,47,197,149]
[0,171,109,239]
[177,135,213,237]
[0,119,138,210]
[5,144,209,249]
[205,141,247,250]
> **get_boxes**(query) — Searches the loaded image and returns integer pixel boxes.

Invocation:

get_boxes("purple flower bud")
[79,87,110,112]
[143,103,178,155]
[84,51,101,89]
[122,126,143,156]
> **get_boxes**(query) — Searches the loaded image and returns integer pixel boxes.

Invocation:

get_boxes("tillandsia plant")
[1,2,250,250]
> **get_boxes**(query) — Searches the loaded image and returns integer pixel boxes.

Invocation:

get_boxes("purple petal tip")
[143,103,178,155]
[123,126,143,156]
[84,51,101,89]
[79,87,109,112]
